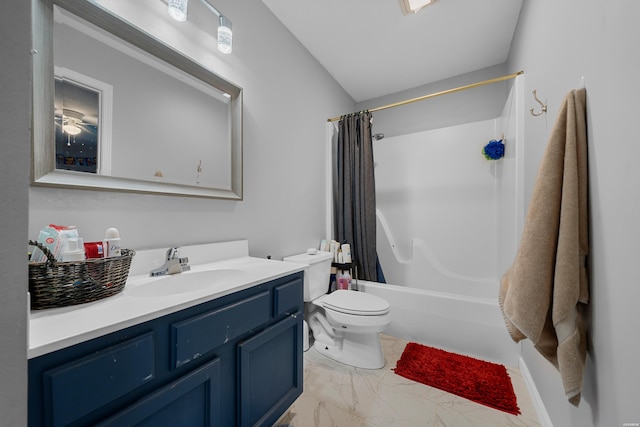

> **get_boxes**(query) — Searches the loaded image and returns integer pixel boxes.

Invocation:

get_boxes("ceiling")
[262,0,524,102]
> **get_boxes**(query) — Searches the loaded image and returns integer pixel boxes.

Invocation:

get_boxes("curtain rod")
[327,70,524,123]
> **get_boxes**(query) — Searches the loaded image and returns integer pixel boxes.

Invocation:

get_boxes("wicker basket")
[28,240,135,310]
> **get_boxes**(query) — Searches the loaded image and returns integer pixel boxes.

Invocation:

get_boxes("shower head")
[372,133,385,141]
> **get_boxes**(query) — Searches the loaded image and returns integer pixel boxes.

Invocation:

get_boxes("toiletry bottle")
[103,227,121,258]
[341,243,352,264]
[336,270,351,290]
[330,241,340,261]
[84,241,104,259]
[335,270,345,290]
[343,269,352,290]
[61,237,86,262]
[330,265,337,292]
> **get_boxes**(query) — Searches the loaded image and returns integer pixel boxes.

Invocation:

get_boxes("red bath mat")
[393,342,520,415]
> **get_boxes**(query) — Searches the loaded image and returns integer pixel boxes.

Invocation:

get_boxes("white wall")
[507,0,640,425]
[29,0,355,262]
[0,0,30,424]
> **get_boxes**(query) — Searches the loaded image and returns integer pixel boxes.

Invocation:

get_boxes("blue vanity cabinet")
[238,275,304,427]
[238,313,302,427]
[95,357,222,427]
[28,271,304,427]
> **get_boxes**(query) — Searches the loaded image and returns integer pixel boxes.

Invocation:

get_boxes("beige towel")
[499,88,589,406]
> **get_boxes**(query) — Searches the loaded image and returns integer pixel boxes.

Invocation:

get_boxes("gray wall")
[0,0,30,424]
[357,1,640,423]
[507,0,640,425]
[29,0,354,261]
[9,1,639,425]
[356,63,510,138]
[7,0,353,424]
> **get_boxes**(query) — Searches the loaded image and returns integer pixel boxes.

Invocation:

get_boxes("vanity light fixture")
[167,0,233,54]
[400,0,437,14]
[167,0,188,21]
[216,15,232,54]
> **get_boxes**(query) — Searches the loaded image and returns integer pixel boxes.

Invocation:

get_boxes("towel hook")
[529,89,547,116]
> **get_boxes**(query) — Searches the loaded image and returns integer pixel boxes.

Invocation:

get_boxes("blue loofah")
[482,139,505,160]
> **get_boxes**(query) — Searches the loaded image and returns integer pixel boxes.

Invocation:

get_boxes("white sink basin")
[126,269,246,297]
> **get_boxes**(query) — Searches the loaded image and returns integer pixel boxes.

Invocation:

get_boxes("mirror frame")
[32,0,243,200]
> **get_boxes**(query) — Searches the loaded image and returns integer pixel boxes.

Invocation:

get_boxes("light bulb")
[168,0,188,21]
[63,124,81,135]
[217,16,232,54]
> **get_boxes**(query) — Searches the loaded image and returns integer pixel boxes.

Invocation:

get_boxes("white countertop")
[28,241,306,359]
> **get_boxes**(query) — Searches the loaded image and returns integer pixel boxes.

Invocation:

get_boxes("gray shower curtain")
[334,111,383,282]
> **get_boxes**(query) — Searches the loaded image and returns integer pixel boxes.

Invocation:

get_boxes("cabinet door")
[41,333,155,427]
[237,313,302,427]
[95,358,221,427]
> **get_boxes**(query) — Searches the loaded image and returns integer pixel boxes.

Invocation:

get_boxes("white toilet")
[283,251,391,369]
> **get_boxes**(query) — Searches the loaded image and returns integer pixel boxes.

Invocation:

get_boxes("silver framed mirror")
[32,0,243,199]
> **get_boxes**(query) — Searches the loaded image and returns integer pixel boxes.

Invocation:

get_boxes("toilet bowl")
[309,290,391,369]
[283,251,391,369]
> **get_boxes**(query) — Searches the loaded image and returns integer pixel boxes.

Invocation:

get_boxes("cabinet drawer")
[273,276,303,317]
[96,358,221,427]
[172,291,270,368]
[43,333,155,427]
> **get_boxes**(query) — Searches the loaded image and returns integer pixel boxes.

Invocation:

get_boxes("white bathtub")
[355,279,520,367]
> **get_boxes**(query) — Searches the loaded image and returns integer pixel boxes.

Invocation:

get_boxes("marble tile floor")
[277,334,541,427]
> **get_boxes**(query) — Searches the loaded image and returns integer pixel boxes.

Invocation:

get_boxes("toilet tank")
[283,251,333,301]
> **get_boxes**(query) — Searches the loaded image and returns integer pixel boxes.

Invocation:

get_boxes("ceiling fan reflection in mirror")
[61,108,85,135]
[54,107,98,160]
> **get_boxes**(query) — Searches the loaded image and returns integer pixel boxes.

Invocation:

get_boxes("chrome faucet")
[149,247,191,277]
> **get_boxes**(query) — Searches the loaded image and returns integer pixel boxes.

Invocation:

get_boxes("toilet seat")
[321,290,390,316]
